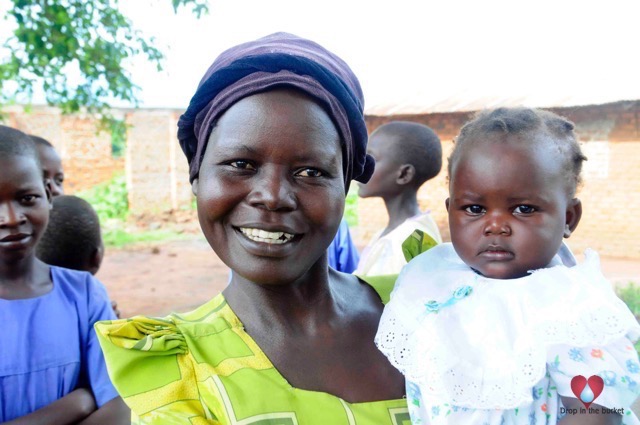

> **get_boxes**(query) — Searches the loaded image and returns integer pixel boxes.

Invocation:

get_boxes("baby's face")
[446,134,581,279]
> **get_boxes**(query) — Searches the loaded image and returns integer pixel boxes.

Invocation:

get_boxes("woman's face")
[193,89,346,285]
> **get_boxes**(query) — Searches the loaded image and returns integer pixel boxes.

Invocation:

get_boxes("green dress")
[96,281,409,424]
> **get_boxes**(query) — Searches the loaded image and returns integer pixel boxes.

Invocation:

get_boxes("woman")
[96,32,407,424]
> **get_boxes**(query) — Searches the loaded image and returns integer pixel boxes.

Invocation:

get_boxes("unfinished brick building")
[4,99,639,259]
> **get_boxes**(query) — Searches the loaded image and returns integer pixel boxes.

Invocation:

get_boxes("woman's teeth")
[239,227,295,244]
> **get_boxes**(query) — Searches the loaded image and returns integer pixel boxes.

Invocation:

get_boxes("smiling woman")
[95,32,410,424]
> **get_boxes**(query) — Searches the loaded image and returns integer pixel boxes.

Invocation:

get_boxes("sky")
[3,0,640,113]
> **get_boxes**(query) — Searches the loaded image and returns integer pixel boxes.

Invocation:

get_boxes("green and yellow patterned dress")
[96,282,409,425]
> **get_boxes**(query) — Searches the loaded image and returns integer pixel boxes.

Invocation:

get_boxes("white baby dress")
[376,243,640,424]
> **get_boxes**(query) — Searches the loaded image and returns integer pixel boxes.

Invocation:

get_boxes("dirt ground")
[97,236,229,318]
[97,234,640,319]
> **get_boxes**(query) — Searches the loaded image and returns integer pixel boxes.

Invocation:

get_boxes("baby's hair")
[374,121,443,187]
[449,107,587,196]
[0,125,40,165]
[37,195,102,272]
[29,134,54,148]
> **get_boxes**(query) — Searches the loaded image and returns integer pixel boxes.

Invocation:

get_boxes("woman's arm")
[78,396,130,425]
[558,397,622,425]
[4,388,96,425]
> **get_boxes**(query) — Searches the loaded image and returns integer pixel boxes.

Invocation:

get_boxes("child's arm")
[558,397,622,425]
[78,396,130,425]
[4,388,96,425]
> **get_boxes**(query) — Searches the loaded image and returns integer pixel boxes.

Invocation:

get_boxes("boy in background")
[355,121,443,276]
[36,194,120,318]
[30,135,65,197]
[37,195,104,275]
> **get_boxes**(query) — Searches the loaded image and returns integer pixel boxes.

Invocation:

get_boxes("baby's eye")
[55,176,64,185]
[295,168,324,178]
[514,205,536,214]
[464,205,485,215]
[229,160,255,170]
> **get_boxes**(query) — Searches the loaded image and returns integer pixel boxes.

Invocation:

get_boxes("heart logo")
[570,375,605,408]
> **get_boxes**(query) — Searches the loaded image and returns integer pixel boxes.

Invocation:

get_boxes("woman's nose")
[248,169,297,211]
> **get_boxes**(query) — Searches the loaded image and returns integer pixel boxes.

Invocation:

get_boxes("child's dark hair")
[37,195,102,272]
[375,121,443,187]
[0,125,40,165]
[449,107,587,196]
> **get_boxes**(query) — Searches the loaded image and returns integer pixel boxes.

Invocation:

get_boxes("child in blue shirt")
[0,125,128,423]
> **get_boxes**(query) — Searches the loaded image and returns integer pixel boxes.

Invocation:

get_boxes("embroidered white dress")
[376,243,640,424]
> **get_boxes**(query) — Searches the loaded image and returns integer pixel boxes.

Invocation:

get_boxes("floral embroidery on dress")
[621,375,638,392]
[599,370,618,386]
[424,285,473,314]
[591,349,604,359]
[626,359,640,373]
[569,348,584,362]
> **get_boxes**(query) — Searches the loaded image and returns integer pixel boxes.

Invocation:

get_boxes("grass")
[102,227,191,248]
[77,173,192,248]
[344,185,359,226]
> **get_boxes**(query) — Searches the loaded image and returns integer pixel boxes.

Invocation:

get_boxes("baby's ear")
[191,178,199,197]
[564,198,582,238]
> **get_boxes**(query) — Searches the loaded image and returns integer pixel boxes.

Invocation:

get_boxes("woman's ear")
[191,178,199,197]
[564,198,582,238]
[396,164,416,186]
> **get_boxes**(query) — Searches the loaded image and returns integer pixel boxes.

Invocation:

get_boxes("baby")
[376,107,640,424]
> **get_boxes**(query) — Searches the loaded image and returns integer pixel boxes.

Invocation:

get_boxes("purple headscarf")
[177,32,374,191]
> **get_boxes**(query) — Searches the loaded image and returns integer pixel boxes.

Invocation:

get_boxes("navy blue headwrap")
[177,32,374,192]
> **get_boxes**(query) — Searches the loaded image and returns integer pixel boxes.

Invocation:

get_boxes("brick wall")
[4,106,123,192]
[4,101,639,259]
[125,110,192,213]
[359,101,640,259]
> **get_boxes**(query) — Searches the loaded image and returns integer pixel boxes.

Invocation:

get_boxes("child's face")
[358,131,401,198]
[36,144,64,197]
[446,134,581,279]
[0,155,51,263]
[193,89,346,285]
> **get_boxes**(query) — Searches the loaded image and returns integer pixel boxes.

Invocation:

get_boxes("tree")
[0,0,208,116]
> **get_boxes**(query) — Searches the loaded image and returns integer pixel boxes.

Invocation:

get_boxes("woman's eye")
[229,160,255,170]
[464,205,485,215]
[296,168,324,178]
[514,205,536,214]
